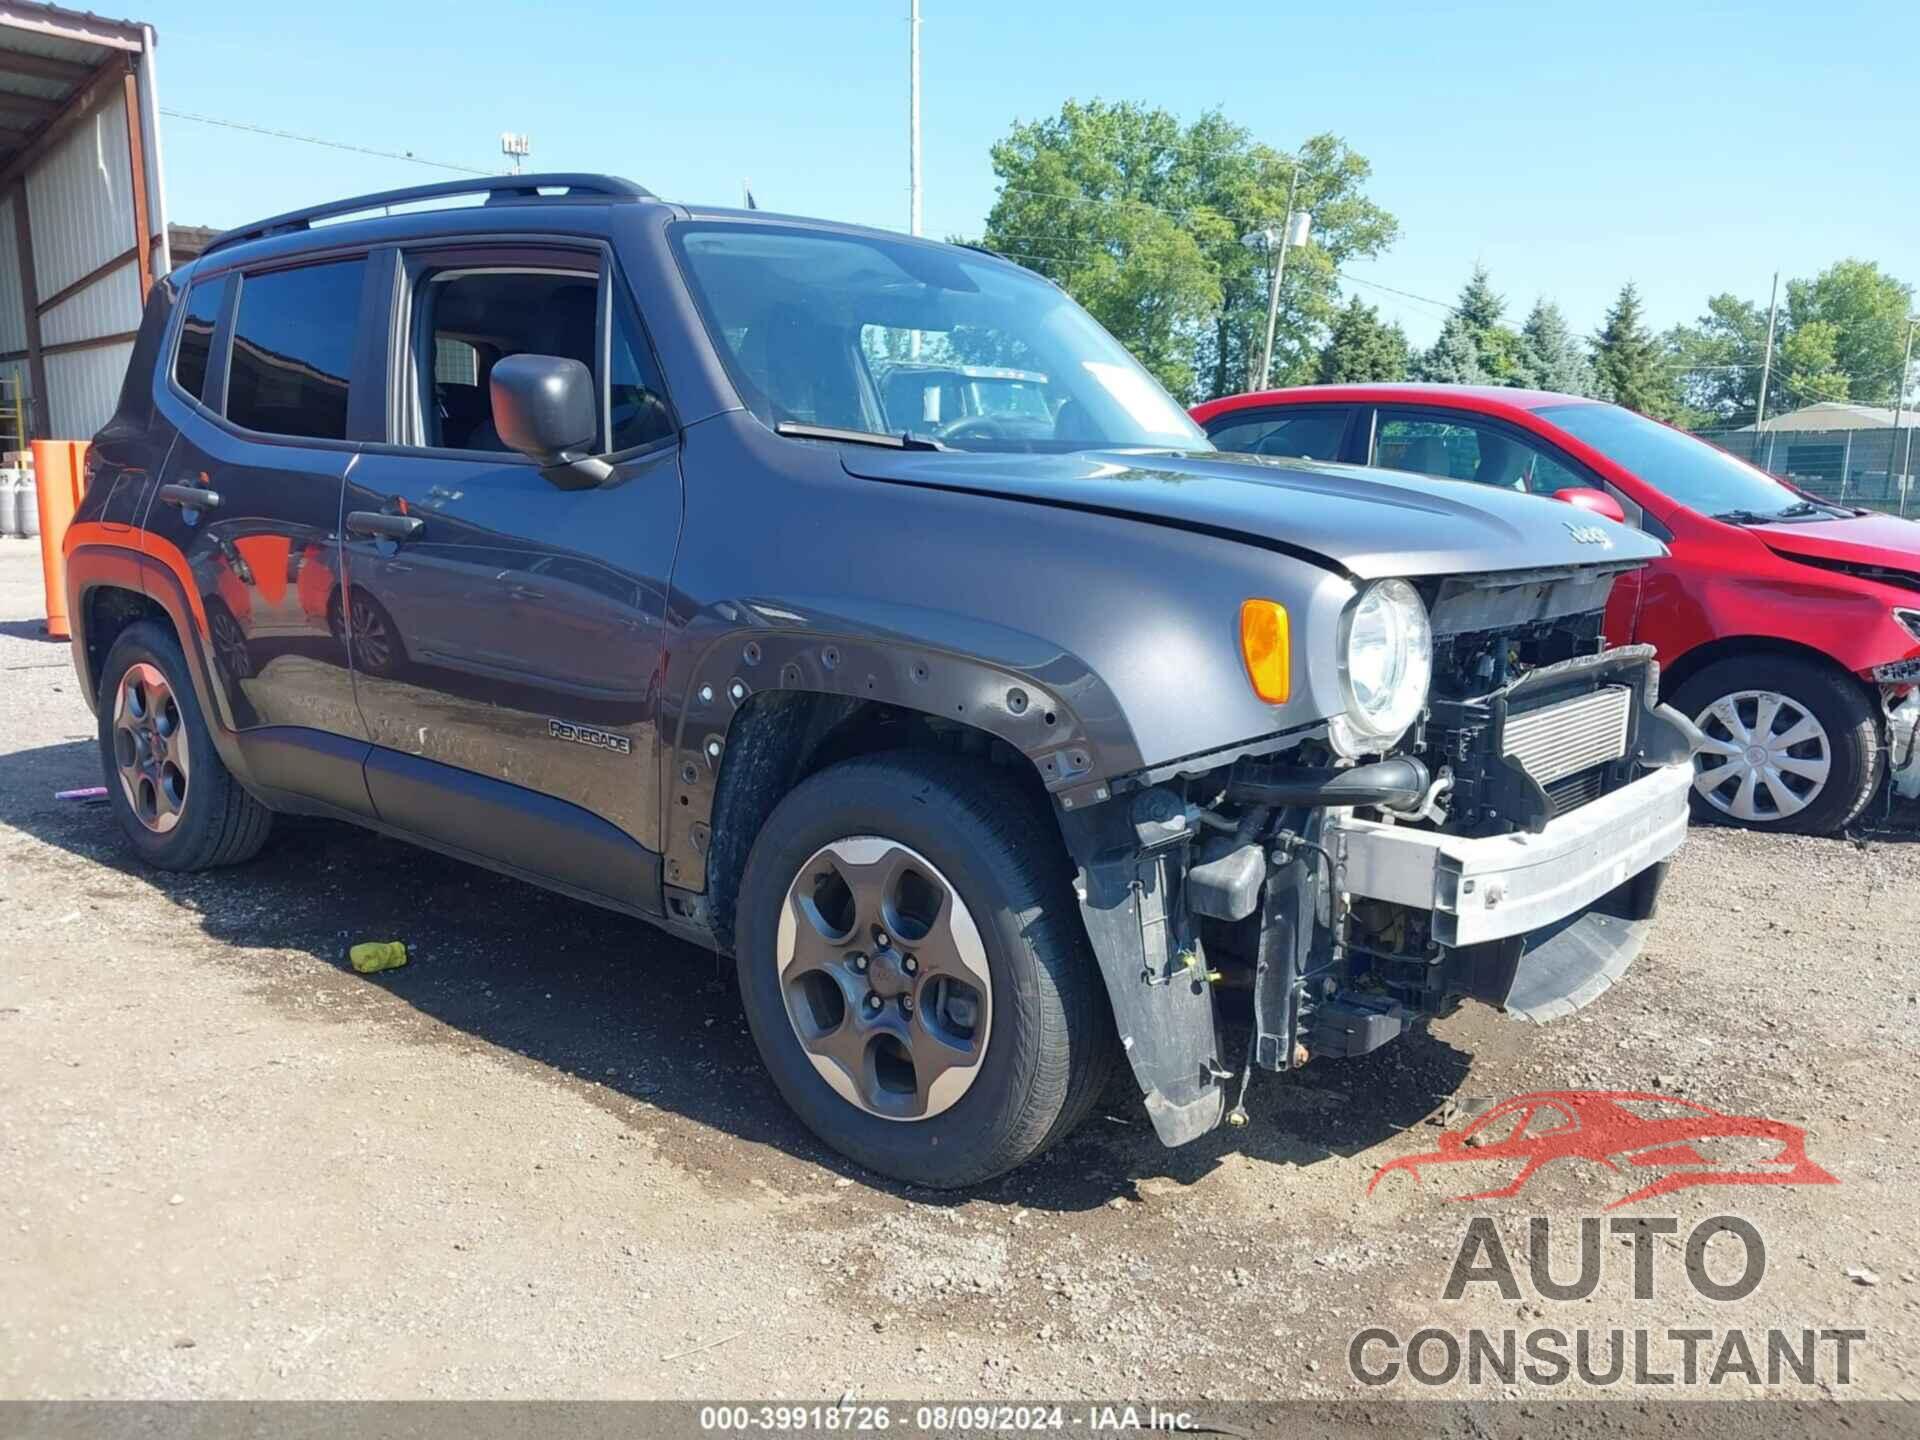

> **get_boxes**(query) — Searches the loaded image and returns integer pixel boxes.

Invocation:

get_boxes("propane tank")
[0,468,18,538]
[15,468,37,538]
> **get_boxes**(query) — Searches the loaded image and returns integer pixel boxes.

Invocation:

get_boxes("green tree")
[1784,260,1913,405]
[979,101,1397,402]
[1415,314,1490,384]
[1591,282,1678,419]
[1515,299,1593,396]
[1776,319,1851,407]
[1413,265,1524,383]
[1664,293,1768,426]
[1315,296,1410,382]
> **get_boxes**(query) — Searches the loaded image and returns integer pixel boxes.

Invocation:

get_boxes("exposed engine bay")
[1059,565,1701,1149]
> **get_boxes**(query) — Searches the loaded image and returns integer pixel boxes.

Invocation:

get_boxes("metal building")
[0,2,165,446]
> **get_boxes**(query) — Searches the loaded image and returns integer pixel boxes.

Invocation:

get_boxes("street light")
[1243,201,1312,393]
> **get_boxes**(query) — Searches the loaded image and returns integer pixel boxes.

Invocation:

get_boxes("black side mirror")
[489,354,610,489]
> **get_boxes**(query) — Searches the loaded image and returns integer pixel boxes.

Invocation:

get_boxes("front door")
[141,256,374,774]
[1368,407,1647,643]
[341,243,682,910]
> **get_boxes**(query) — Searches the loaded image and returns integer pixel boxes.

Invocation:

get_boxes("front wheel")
[1673,656,1882,835]
[735,753,1114,1188]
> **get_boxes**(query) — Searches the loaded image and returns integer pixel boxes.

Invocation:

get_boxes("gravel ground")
[2,537,1917,1405]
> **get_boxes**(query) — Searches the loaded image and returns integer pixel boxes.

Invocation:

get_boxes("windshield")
[671,223,1209,454]
[1539,401,1837,522]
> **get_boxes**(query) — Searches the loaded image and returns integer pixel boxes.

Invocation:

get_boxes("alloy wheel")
[112,661,190,834]
[775,837,992,1121]
[1691,689,1831,823]
[349,594,393,672]
[210,607,252,679]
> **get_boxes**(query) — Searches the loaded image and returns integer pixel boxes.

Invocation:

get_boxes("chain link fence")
[1694,426,1919,516]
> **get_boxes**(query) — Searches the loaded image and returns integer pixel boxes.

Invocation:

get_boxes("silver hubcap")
[1692,689,1831,822]
[776,837,992,1121]
[112,661,190,834]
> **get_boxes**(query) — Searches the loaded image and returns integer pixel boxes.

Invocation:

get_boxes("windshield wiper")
[774,421,947,452]
[1712,508,1777,525]
[1771,500,1843,521]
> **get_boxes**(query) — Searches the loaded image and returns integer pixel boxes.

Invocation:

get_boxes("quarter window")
[227,259,367,441]
[609,296,673,451]
[173,281,224,405]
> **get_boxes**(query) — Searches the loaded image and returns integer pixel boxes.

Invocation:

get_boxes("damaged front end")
[1059,565,1701,1150]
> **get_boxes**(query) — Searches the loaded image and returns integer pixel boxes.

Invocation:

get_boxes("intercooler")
[1501,685,1633,787]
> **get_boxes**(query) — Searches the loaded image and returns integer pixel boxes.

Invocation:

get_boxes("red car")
[1194,385,1920,833]
[1366,1090,1838,1209]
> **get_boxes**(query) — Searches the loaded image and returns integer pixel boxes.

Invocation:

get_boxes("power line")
[1335,269,1459,315]
[161,109,492,176]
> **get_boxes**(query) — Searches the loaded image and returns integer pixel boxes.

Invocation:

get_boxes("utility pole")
[1892,316,1915,512]
[1754,270,1779,430]
[499,132,530,176]
[1248,164,1303,393]
[908,0,922,237]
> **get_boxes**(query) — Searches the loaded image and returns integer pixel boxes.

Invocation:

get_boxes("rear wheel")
[327,585,403,677]
[97,620,273,871]
[735,753,1114,1187]
[1673,656,1881,835]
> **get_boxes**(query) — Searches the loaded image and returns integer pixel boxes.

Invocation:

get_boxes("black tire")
[1672,655,1881,835]
[735,752,1116,1188]
[96,619,273,871]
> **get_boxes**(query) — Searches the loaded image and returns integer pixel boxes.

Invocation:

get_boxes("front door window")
[1374,412,1597,499]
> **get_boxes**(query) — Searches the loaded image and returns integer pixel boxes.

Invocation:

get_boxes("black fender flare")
[660,600,1143,895]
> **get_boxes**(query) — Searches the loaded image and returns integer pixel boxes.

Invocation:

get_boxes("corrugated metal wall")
[0,87,152,443]
[40,251,138,346]
[0,193,25,356]
[46,341,131,438]
[27,101,135,302]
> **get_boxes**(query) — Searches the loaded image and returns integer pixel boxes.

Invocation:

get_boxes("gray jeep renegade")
[65,174,1699,1187]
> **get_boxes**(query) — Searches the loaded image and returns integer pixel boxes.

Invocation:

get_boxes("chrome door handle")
[158,483,221,511]
[346,511,424,542]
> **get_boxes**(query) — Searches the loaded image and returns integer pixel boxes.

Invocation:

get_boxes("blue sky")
[152,0,1914,350]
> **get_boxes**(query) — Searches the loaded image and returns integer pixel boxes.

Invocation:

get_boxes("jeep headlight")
[1330,578,1432,757]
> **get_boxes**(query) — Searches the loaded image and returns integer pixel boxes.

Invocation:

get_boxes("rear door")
[141,253,380,811]
[340,240,681,913]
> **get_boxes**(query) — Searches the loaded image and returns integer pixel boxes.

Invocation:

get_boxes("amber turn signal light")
[1239,599,1290,704]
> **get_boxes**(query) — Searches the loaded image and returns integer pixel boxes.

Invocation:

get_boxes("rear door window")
[1205,407,1352,462]
[226,259,367,441]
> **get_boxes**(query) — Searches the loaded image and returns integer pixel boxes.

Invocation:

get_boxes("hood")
[841,447,1664,580]
[1749,512,1920,583]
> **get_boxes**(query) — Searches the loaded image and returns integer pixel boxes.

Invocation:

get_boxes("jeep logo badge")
[1564,521,1613,547]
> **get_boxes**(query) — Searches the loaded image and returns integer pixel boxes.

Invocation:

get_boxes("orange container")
[33,439,89,640]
